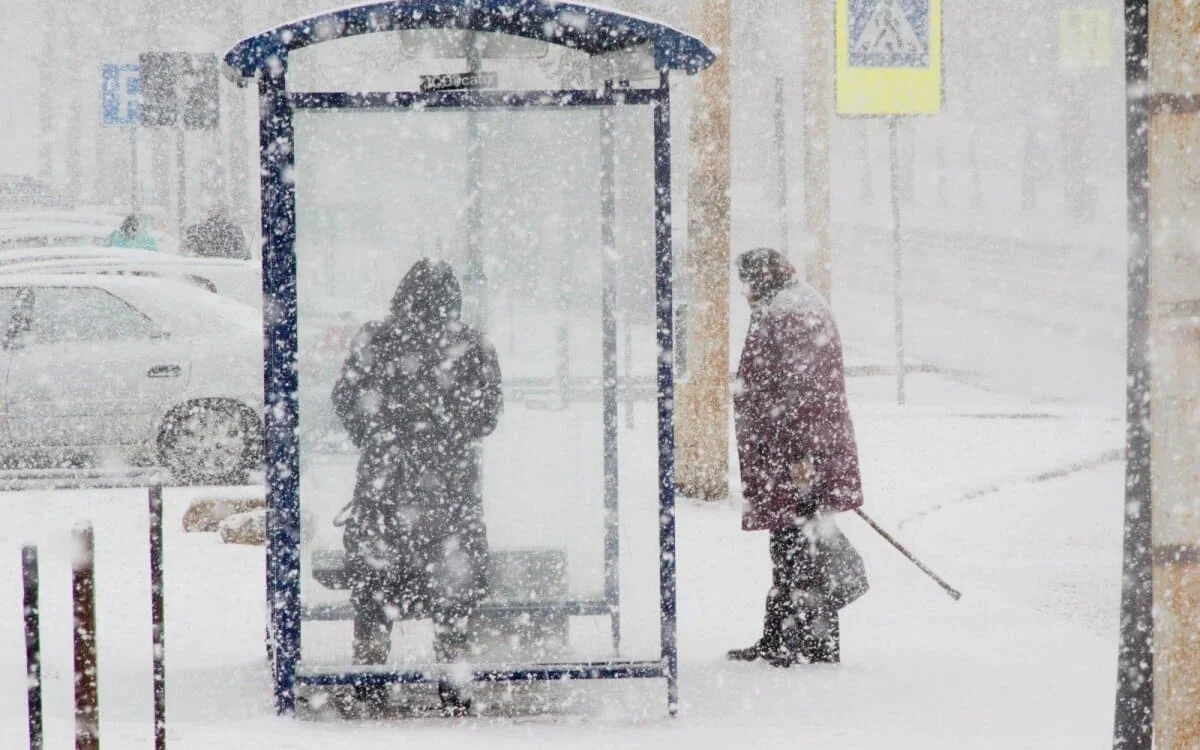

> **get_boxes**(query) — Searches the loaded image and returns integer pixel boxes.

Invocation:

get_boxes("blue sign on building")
[847,0,930,69]
[101,64,140,126]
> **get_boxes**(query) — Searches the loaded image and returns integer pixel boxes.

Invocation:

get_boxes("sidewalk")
[0,368,1124,748]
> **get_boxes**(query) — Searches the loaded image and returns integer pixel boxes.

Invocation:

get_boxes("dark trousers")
[762,523,840,662]
[346,516,488,668]
[351,587,473,707]
[351,587,474,666]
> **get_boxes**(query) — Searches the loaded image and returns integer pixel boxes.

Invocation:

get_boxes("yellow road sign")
[835,0,943,117]
[1059,8,1111,70]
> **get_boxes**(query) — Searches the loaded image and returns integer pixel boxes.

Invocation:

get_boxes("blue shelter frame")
[223,0,714,716]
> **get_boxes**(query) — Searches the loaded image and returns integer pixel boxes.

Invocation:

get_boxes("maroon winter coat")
[734,281,864,531]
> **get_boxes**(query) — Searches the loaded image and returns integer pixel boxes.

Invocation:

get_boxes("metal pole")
[624,315,635,429]
[226,0,250,235]
[1112,0,1151,747]
[967,124,983,209]
[858,124,874,203]
[1021,122,1037,211]
[556,247,572,407]
[508,291,516,356]
[653,73,679,717]
[37,2,57,186]
[600,105,621,654]
[258,68,301,717]
[149,486,166,750]
[802,0,833,299]
[889,117,905,405]
[1112,4,1153,747]
[22,545,43,750]
[129,125,139,211]
[463,36,487,332]
[176,128,187,242]
[73,523,99,750]
[773,77,790,259]
[63,20,82,203]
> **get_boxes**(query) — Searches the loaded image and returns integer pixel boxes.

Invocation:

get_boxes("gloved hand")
[791,457,819,518]
[790,457,816,489]
[795,491,819,519]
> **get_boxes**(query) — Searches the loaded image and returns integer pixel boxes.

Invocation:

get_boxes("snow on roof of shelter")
[223,0,717,81]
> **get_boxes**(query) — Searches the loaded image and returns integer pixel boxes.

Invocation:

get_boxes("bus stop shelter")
[222,0,714,717]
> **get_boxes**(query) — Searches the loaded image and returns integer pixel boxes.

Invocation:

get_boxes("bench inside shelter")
[306,547,609,658]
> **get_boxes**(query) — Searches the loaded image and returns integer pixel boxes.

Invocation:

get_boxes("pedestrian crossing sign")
[836,0,942,116]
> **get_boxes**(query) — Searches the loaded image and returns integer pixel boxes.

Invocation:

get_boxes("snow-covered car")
[0,175,72,211]
[0,246,262,308]
[0,274,264,484]
[0,247,365,451]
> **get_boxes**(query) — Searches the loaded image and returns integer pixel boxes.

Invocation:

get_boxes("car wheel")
[160,400,260,485]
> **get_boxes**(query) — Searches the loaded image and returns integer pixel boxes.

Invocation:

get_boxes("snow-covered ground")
[0,360,1125,748]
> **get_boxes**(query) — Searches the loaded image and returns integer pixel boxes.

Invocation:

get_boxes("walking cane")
[854,509,963,601]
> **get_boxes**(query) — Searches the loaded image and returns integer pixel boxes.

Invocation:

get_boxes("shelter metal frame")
[222,0,714,717]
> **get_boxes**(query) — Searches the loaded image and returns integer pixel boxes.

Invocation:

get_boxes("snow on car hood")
[112,276,262,340]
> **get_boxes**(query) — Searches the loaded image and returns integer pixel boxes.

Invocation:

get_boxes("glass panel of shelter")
[290,97,660,670]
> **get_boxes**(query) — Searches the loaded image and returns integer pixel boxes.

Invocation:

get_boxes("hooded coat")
[184,210,249,259]
[332,259,503,624]
[734,250,863,532]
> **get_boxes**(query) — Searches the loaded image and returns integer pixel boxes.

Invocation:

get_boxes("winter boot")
[437,679,473,717]
[729,584,794,664]
[763,649,800,668]
[350,615,392,715]
[726,638,779,663]
[763,625,804,668]
[334,683,389,719]
[434,630,474,716]
[798,608,840,664]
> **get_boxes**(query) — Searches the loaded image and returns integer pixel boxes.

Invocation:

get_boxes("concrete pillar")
[676,0,731,501]
[1148,108,1200,749]
[1125,0,1200,746]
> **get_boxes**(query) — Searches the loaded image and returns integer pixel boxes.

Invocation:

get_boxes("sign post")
[1058,7,1112,221]
[888,116,905,404]
[774,77,790,261]
[138,52,220,242]
[836,0,942,405]
[101,63,141,210]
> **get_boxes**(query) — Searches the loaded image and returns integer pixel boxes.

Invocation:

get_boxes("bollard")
[149,487,166,750]
[22,546,42,750]
[73,523,99,750]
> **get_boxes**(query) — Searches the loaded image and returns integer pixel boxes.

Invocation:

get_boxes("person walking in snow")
[105,213,157,250]
[332,258,503,713]
[183,203,249,259]
[727,247,868,667]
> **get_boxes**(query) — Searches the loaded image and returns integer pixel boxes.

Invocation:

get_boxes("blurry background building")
[0,0,1128,405]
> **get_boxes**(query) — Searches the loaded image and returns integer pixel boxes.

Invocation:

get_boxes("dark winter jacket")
[184,213,249,259]
[332,259,503,621]
[734,257,863,532]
